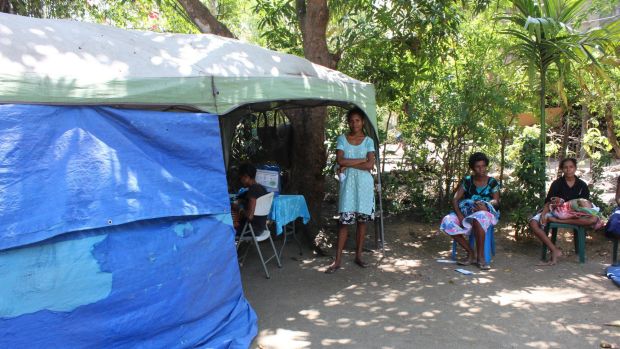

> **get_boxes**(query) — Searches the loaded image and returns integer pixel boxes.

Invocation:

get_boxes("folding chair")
[236,192,282,278]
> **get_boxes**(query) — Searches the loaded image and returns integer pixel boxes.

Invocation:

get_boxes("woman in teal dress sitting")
[325,108,376,274]
[440,152,500,270]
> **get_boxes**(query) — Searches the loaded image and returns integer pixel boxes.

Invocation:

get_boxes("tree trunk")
[539,66,547,202]
[290,0,336,252]
[559,111,569,161]
[176,0,235,38]
[286,107,328,250]
[296,0,338,68]
[0,0,12,14]
[499,115,516,188]
[604,102,620,158]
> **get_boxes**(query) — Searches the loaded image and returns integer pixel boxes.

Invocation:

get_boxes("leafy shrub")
[505,127,545,238]
[582,122,613,216]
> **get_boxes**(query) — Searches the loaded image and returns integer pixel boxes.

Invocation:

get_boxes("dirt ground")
[240,215,620,349]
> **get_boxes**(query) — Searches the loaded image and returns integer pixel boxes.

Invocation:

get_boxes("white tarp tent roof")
[0,13,377,133]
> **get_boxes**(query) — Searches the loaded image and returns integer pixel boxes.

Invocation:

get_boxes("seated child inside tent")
[232,163,268,234]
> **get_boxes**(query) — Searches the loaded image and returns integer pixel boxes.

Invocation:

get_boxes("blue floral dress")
[336,134,375,223]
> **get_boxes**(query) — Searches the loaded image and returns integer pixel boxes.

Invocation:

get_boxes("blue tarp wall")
[0,105,257,348]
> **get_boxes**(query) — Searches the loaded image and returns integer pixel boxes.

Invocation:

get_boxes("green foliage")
[379,13,525,219]
[253,0,303,55]
[499,0,619,200]
[381,169,441,221]
[504,128,546,234]
[582,121,613,168]
[323,107,349,176]
[505,127,546,237]
[4,0,88,18]
[84,0,198,33]
[586,127,612,215]
[230,115,261,164]
[207,0,264,42]
[582,121,612,215]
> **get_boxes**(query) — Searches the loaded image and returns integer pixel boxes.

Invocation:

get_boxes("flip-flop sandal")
[478,263,491,270]
[325,265,341,274]
[354,259,369,268]
[456,258,473,266]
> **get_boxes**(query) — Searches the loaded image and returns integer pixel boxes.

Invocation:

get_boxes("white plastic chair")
[236,192,282,278]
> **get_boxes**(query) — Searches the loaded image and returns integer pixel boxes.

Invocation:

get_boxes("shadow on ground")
[240,216,620,349]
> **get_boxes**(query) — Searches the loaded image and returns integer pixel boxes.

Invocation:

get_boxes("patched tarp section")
[0,215,257,348]
[0,105,257,348]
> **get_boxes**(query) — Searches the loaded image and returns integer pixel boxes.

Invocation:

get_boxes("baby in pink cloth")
[548,197,605,230]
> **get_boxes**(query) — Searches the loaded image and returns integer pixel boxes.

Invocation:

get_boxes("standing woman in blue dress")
[326,107,376,274]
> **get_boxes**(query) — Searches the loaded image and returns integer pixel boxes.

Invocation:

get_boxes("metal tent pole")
[375,153,386,257]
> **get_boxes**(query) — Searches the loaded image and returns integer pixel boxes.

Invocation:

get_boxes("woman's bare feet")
[325,263,341,274]
[456,253,477,266]
[537,249,563,266]
[354,258,369,268]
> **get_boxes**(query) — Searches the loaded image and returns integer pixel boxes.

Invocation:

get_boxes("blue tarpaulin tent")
[0,105,257,348]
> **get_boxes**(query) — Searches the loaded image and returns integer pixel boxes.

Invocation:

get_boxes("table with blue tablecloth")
[269,195,310,235]
[269,194,310,257]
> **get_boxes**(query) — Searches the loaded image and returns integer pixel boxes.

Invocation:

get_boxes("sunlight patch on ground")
[324,293,347,307]
[411,296,425,303]
[550,320,603,335]
[258,328,311,349]
[378,289,407,303]
[320,338,353,346]
[489,287,586,308]
[403,241,423,248]
[353,301,374,308]
[524,341,561,348]
[472,277,494,284]
[299,309,320,320]
[336,317,352,328]
[383,325,410,333]
[378,257,421,274]
[480,324,506,334]
[297,308,329,327]
[564,275,620,301]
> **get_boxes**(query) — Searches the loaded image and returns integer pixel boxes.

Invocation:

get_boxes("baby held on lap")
[548,198,605,230]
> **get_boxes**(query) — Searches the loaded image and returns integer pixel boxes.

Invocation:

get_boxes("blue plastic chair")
[451,225,495,264]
